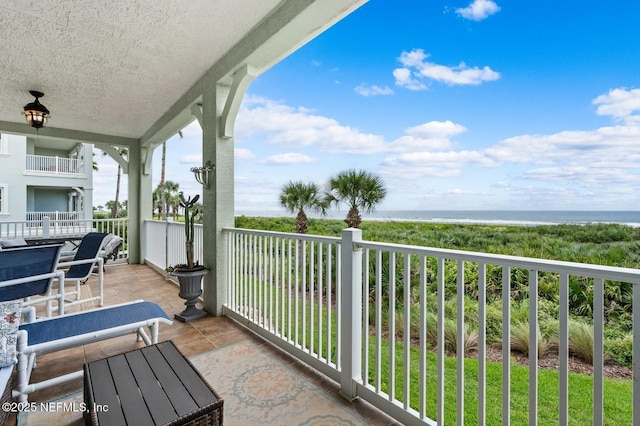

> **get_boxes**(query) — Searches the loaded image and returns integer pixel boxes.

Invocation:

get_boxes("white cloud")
[405,120,468,138]
[236,96,387,154]
[378,88,640,189]
[394,49,500,89]
[234,148,255,160]
[522,166,640,186]
[180,154,201,164]
[354,83,394,96]
[392,68,427,91]
[386,121,468,152]
[237,97,475,157]
[593,88,640,123]
[485,125,640,168]
[381,150,498,178]
[262,153,316,165]
[456,0,501,21]
[235,90,640,206]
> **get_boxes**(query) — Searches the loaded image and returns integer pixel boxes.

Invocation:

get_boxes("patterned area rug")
[18,340,368,425]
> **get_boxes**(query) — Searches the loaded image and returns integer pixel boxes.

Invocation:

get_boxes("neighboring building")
[0,133,93,222]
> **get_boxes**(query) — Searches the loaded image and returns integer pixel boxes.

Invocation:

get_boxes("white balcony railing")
[25,154,84,175]
[219,227,640,426]
[26,211,85,221]
[143,220,204,270]
[0,216,128,261]
[140,222,640,425]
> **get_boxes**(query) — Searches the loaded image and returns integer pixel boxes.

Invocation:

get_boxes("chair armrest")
[0,270,64,288]
[58,257,104,268]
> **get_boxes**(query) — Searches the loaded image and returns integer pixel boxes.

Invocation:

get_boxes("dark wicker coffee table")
[84,340,223,425]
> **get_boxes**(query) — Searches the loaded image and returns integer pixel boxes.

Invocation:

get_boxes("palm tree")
[159,141,167,220]
[101,147,128,218]
[279,181,325,233]
[105,200,122,217]
[326,169,387,229]
[153,180,180,219]
[165,182,181,220]
[159,130,183,220]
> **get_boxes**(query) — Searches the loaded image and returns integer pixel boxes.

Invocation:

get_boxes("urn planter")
[171,267,208,322]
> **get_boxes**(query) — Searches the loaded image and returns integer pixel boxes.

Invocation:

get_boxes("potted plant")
[169,192,208,322]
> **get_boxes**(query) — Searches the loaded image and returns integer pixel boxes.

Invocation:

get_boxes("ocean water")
[235,210,640,227]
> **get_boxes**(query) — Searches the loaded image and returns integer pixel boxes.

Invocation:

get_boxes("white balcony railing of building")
[25,154,84,175]
[143,222,640,424]
[0,216,128,261]
[143,220,204,270]
[26,211,85,221]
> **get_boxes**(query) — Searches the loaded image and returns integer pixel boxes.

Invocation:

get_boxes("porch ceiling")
[0,0,365,148]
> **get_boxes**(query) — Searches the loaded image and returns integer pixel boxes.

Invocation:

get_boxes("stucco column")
[127,144,153,264]
[201,82,234,316]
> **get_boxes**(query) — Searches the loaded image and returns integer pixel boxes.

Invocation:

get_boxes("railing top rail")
[357,239,640,283]
[223,227,341,244]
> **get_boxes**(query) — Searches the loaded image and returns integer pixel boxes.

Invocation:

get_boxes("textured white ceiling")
[0,0,284,138]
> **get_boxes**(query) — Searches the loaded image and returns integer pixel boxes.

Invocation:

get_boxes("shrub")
[604,334,632,367]
[485,302,504,343]
[510,300,530,325]
[509,322,551,358]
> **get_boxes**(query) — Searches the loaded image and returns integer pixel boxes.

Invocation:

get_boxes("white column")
[339,228,363,401]
[201,82,234,316]
[127,145,153,264]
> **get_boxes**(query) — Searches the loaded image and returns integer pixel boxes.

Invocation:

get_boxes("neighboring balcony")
[25,154,85,176]
[25,211,85,221]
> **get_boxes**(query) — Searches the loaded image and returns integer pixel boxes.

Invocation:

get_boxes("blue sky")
[94,0,640,212]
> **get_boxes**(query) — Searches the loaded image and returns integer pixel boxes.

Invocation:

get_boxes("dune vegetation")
[235,216,640,367]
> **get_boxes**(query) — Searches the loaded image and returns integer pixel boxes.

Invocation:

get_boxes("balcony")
[4,218,640,424]
[143,220,639,425]
[16,263,394,426]
[24,154,85,177]
[0,217,125,242]
[25,211,85,221]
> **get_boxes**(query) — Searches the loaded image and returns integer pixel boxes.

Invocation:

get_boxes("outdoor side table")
[83,340,223,426]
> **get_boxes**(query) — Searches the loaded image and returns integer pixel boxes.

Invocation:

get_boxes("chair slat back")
[0,244,64,301]
[66,233,109,279]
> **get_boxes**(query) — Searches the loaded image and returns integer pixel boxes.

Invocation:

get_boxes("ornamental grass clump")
[509,322,551,358]
[549,320,599,365]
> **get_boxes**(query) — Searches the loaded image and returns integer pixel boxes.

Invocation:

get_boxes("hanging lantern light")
[23,90,50,129]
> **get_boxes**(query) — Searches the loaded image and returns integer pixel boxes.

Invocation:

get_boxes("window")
[0,185,6,215]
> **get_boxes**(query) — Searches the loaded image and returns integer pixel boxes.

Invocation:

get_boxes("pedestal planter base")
[171,268,208,322]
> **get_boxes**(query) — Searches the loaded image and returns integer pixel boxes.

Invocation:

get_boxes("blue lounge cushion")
[64,232,109,280]
[0,244,63,301]
[20,302,170,346]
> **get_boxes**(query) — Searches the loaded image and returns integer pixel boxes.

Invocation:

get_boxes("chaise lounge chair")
[0,244,173,402]
[14,300,171,402]
[99,233,124,268]
[58,232,110,308]
[0,243,66,317]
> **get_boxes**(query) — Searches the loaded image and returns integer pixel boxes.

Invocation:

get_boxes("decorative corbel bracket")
[102,145,129,174]
[219,64,257,139]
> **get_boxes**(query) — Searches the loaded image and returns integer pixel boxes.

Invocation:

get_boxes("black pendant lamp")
[23,90,50,129]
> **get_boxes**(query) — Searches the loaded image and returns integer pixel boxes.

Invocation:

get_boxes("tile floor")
[11,263,398,426]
